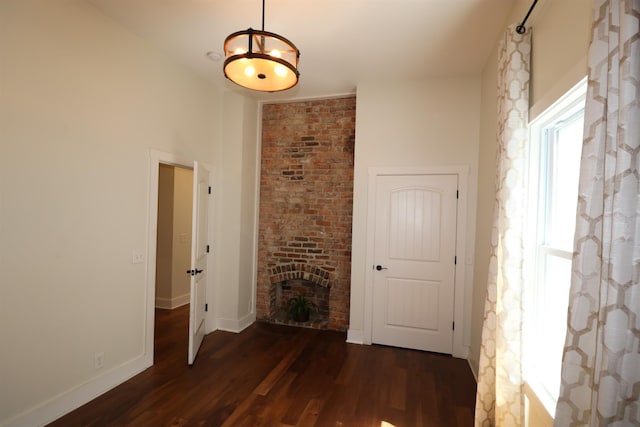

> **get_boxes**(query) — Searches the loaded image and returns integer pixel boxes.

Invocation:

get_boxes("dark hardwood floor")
[49,305,476,426]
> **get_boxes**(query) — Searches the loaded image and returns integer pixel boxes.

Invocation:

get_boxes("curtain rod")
[515,0,539,34]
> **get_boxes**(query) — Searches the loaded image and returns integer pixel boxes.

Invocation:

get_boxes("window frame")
[523,78,587,417]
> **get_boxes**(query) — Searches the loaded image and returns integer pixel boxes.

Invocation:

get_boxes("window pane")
[547,116,583,251]
[537,253,572,400]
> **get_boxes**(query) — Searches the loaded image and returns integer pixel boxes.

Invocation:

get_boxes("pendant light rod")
[515,0,538,34]
[262,0,265,31]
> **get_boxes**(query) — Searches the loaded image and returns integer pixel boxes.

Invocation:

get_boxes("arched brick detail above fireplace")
[269,263,332,288]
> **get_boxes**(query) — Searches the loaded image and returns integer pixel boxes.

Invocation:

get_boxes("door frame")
[143,149,215,367]
[364,165,469,358]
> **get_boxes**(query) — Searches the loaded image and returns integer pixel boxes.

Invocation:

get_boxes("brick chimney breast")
[257,96,356,331]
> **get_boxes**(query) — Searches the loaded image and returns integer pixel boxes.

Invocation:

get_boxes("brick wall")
[257,96,356,331]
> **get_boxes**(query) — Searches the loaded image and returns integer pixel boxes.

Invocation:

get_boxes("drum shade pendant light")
[223,0,300,92]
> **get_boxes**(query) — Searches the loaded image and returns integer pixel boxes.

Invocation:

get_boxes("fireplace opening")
[264,263,332,329]
[270,278,330,329]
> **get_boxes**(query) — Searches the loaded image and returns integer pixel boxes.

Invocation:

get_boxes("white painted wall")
[155,165,193,309]
[171,167,193,303]
[237,99,259,320]
[215,92,259,332]
[0,1,226,425]
[470,0,591,425]
[528,0,592,116]
[156,165,175,305]
[349,77,481,354]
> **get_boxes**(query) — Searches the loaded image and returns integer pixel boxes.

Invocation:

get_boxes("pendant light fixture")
[223,0,300,92]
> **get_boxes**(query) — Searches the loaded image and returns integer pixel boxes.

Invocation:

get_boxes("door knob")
[186,268,204,276]
[375,265,388,271]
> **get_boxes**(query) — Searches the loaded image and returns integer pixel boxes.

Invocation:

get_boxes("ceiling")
[88,0,518,101]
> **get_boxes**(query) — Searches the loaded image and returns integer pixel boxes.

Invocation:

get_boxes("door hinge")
[452,321,455,330]
[205,303,208,312]
[454,255,457,265]
[456,190,459,199]
[206,244,210,253]
[208,186,212,194]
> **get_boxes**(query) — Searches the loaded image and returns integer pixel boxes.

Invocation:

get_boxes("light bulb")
[270,49,282,58]
[244,66,255,77]
[274,65,287,77]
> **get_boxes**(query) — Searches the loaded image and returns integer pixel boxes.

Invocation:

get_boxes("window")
[524,79,587,415]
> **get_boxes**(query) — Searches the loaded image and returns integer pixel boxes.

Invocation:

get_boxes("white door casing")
[187,161,210,365]
[371,173,458,353]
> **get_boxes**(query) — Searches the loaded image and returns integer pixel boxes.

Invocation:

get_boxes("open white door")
[187,161,210,365]
[371,174,458,354]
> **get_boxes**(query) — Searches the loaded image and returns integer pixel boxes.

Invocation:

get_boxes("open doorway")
[146,151,212,367]
[154,163,193,361]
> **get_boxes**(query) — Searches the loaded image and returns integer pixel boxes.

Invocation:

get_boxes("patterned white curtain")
[475,26,531,427]
[555,0,640,425]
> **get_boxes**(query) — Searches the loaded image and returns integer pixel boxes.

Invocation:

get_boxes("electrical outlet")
[132,251,144,264]
[94,352,104,370]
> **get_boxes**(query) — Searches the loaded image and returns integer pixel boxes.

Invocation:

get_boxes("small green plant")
[286,294,317,322]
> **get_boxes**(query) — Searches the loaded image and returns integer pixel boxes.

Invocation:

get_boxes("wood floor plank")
[254,332,312,396]
[296,398,324,427]
[389,366,407,410]
[48,306,477,426]
[219,392,261,427]
[333,345,362,385]
[257,372,297,425]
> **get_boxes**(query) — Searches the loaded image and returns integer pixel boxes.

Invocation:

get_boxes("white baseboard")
[466,347,479,381]
[155,293,190,310]
[171,293,190,309]
[3,354,151,427]
[346,328,364,344]
[155,297,172,309]
[216,312,255,333]
[468,358,479,382]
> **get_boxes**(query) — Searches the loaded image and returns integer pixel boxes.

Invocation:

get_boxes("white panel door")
[372,174,458,354]
[188,161,209,365]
